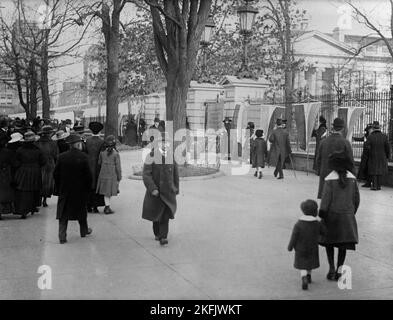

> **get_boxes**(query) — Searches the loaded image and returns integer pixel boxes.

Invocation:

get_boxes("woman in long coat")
[36,125,58,207]
[319,150,360,282]
[142,141,179,246]
[311,116,327,172]
[14,132,46,219]
[96,135,122,214]
[0,135,15,219]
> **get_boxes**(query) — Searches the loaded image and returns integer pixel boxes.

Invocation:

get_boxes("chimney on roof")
[332,27,345,42]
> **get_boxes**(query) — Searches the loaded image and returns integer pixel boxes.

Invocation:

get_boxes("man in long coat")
[269,119,292,179]
[54,134,92,244]
[364,121,391,191]
[316,118,354,199]
[142,139,179,246]
[85,122,105,212]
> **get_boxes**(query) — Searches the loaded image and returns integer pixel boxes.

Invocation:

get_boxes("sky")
[1,0,392,88]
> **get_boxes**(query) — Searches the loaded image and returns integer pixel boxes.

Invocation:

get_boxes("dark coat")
[357,137,369,180]
[57,139,70,154]
[312,125,327,171]
[54,148,92,221]
[36,136,59,197]
[85,136,105,189]
[316,132,354,199]
[251,138,268,168]
[14,143,46,191]
[365,130,390,176]
[288,217,324,270]
[142,155,179,222]
[268,127,292,166]
[0,147,16,203]
[319,171,360,246]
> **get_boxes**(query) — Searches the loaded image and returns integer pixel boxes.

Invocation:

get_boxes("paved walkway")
[1,150,393,299]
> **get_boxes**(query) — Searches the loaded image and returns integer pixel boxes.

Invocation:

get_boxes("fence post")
[390,85,393,152]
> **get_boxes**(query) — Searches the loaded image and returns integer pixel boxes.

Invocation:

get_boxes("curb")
[128,171,226,181]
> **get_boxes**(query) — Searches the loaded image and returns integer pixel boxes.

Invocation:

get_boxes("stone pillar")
[315,68,325,96]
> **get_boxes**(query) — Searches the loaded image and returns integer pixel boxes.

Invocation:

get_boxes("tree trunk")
[41,30,50,119]
[105,33,119,138]
[165,77,188,133]
[30,58,38,120]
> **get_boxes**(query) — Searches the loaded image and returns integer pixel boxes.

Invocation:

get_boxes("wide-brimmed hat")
[372,121,380,130]
[65,134,83,145]
[21,131,40,142]
[300,199,318,217]
[328,150,353,172]
[332,118,345,130]
[8,132,24,144]
[72,125,85,133]
[52,130,70,141]
[38,125,55,135]
[89,122,104,134]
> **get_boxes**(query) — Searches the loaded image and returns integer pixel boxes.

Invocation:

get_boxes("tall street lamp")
[237,0,259,79]
[198,14,216,84]
[223,116,232,160]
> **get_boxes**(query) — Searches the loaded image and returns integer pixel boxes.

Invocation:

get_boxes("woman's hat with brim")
[88,122,104,134]
[328,150,353,172]
[8,132,24,144]
[65,134,83,145]
[72,125,85,133]
[38,125,55,135]
[21,131,40,142]
[372,121,381,130]
[52,130,70,141]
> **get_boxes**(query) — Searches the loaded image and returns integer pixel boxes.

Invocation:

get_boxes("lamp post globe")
[199,14,216,84]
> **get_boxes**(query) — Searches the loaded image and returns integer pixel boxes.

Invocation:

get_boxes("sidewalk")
[0,150,393,299]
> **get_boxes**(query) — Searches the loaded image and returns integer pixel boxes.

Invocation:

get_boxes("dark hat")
[328,150,353,172]
[65,134,83,145]
[319,116,326,124]
[372,121,380,129]
[73,124,85,133]
[154,117,160,123]
[276,118,282,126]
[365,123,373,132]
[300,199,318,217]
[0,116,9,128]
[332,118,345,130]
[65,119,72,125]
[89,122,104,134]
[255,129,263,138]
[247,122,255,129]
[282,119,287,124]
[38,125,55,135]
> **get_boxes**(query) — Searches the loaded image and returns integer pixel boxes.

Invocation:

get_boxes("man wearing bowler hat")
[316,117,355,199]
[364,121,390,191]
[54,134,93,244]
[269,118,292,179]
[85,122,105,212]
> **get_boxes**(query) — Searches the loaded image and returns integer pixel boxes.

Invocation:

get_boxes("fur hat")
[300,199,318,217]
[332,118,345,130]
[328,150,353,172]
[89,122,104,134]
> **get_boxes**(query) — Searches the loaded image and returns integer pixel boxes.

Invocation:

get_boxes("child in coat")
[251,129,268,179]
[288,199,324,290]
[96,135,122,214]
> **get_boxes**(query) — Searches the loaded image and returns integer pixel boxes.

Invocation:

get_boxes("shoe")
[301,276,308,290]
[376,187,381,191]
[326,271,335,281]
[21,215,27,220]
[254,171,257,177]
[93,207,99,213]
[155,236,160,241]
[34,207,39,212]
[104,206,114,214]
[274,169,278,177]
[277,176,284,180]
[43,203,48,208]
[258,172,262,179]
[334,272,342,281]
[30,211,34,216]
[160,238,168,245]
[60,239,67,244]
[81,228,93,238]
[361,183,371,188]
[371,187,377,191]
[307,274,312,284]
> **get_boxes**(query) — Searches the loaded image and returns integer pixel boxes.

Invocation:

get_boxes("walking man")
[316,118,354,199]
[365,121,391,191]
[54,134,93,244]
[142,138,179,246]
[269,119,292,179]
